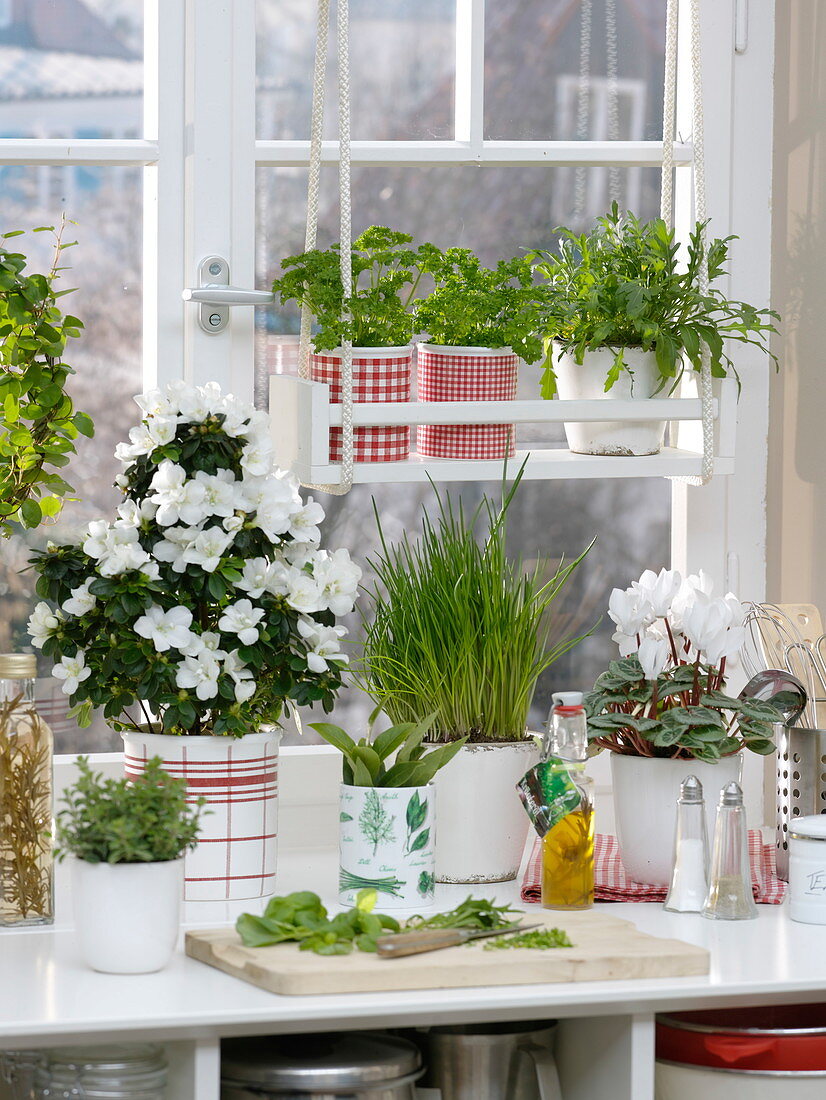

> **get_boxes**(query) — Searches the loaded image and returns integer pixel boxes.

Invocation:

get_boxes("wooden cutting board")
[185,911,709,996]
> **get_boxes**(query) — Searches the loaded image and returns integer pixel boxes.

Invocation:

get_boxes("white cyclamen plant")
[585,568,783,761]
[28,381,360,737]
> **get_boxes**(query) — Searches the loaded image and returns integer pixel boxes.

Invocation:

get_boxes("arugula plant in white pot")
[531,205,778,456]
[361,468,590,883]
[57,757,204,973]
[586,568,784,886]
[311,715,466,908]
[29,380,360,901]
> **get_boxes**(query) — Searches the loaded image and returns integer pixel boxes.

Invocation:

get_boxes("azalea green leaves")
[530,204,779,398]
[309,714,467,787]
[0,222,91,537]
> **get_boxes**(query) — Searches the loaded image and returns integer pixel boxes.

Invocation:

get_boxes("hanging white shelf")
[269,374,737,485]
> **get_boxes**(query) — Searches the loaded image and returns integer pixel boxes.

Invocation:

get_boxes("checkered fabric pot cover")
[310,347,412,463]
[416,345,518,459]
[123,729,280,902]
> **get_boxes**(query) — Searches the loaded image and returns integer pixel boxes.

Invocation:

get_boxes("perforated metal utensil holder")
[776,726,826,880]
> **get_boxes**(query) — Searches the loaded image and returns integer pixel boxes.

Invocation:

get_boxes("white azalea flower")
[62,581,97,617]
[637,636,669,681]
[116,499,142,528]
[145,414,179,447]
[152,526,197,573]
[126,422,157,457]
[288,497,325,544]
[223,649,256,702]
[114,440,142,465]
[98,541,152,578]
[297,618,349,673]
[184,631,226,660]
[219,395,255,438]
[134,604,194,653]
[114,473,129,489]
[282,542,322,569]
[218,599,265,645]
[193,469,237,519]
[149,461,208,527]
[28,601,62,648]
[83,519,113,560]
[177,381,224,423]
[240,439,275,478]
[52,651,91,696]
[181,526,234,573]
[284,568,324,614]
[241,475,299,539]
[134,387,179,418]
[140,560,161,582]
[312,549,361,616]
[264,560,292,597]
[175,653,221,701]
[222,513,245,534]
[236,557,272,599]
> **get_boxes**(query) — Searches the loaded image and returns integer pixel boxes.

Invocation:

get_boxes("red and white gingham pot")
[416,344,518,460]
[122,729,280,902]
[310,346,412,463]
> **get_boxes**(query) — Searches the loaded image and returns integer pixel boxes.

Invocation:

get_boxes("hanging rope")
[298,0,355,495]
[661,0,715,485]
[573,0,592,221]
[605,0,621,202]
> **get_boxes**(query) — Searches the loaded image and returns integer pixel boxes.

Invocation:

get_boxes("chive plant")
[361,469,591,743]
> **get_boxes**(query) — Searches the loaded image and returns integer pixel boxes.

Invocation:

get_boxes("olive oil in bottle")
[540,692,594,911]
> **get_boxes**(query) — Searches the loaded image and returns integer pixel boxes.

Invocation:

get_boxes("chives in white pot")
[311,716,466,908]
[360,465,591,883]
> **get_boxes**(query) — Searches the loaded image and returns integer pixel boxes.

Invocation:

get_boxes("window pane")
[0,168,142,751]
[484,0,666,142]
[255,164,670,743]
[0,0,143,139]
[256,0,455,140]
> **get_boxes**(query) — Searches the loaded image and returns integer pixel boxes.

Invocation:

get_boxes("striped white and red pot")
[122,729,280,902]
[416,344,518,460]
[310,346,413,463]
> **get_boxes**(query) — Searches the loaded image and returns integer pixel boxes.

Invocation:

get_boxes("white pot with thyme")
[312,716,466,908]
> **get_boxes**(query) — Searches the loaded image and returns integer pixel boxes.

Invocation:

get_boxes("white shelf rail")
[269,374,737,485]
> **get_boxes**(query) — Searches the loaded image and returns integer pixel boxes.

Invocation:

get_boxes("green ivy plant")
[56,756,205,864]
[0,222,92,536]
[414,247,547,363]
[530,204,779,398]
[272,225,429,349]
[309,713,467,787]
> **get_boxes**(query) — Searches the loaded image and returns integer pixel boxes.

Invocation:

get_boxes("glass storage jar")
[34,1045,168,1099]
[0,652,54,926]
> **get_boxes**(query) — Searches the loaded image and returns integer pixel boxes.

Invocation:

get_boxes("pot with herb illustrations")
[339,784,435,909]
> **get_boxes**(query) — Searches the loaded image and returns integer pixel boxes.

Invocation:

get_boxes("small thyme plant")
[530,204,779,398]
[56,757,204,864]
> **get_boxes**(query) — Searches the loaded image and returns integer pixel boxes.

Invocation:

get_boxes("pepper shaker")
[702,781,758,921]
[664,775,709,913]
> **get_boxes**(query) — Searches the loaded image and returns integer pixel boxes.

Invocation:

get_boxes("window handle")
[182,255,273,333]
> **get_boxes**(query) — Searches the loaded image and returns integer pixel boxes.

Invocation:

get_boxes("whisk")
[743,603,825,727]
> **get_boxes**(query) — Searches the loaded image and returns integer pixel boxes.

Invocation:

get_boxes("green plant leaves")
[406,790,427,833]
[408,827,430,853]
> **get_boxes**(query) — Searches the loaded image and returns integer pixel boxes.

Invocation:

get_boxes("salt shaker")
[702,781,758,921]
[664,775,709,913]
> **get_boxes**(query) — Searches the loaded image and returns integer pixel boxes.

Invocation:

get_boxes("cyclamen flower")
[149,461,208,527]
[53,651,91,696]
[612,630,638,658]
[632,568,682,618]
[175,653,221,700]
[61,581,97,617]
[297,618,349,672]
[637,636,669,681]
[134,605,194,652]
[312,549,362,616]
[181,526,234,573]
[218,599,265,645]
[28,602,62,648]
[608,587,652,638]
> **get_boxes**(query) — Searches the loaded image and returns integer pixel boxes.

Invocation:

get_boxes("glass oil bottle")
[540,692,594,910]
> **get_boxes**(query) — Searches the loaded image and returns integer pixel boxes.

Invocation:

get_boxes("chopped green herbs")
[405,895,523,932]
[483,927,573,951]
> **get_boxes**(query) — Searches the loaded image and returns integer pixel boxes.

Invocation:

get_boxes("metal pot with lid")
[220,1033,423,1099]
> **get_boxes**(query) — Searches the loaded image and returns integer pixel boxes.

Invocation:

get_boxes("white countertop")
[1,848,823,1048]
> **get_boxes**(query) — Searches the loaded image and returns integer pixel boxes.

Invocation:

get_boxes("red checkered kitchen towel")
[521,832,787,905]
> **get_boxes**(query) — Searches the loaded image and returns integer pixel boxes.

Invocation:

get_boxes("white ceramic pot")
[611,753,743,886]
[656,1061,826,1099]
[553,344,667,456]
[339,784,435,909]
[122,729,281,902]
[71,857,183,974]
[431,741,540,883]
[789,815,826,924]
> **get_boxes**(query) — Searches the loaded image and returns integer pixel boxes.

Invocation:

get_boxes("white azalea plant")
[585,568,782,761]
[28,381,360,737]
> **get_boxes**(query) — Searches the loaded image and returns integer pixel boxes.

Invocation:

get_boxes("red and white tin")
[310,346,412,463]
[122,729,280,902]
[416,344,518,460]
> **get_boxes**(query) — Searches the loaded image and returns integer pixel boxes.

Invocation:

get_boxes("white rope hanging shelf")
[270,0,732,490]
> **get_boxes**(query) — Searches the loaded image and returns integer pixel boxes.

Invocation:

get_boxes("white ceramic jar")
[789,815,826,924]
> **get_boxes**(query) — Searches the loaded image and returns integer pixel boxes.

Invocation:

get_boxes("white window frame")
[0,0,775,652]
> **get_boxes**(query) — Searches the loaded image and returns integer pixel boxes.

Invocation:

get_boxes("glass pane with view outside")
[255,161,671,746]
